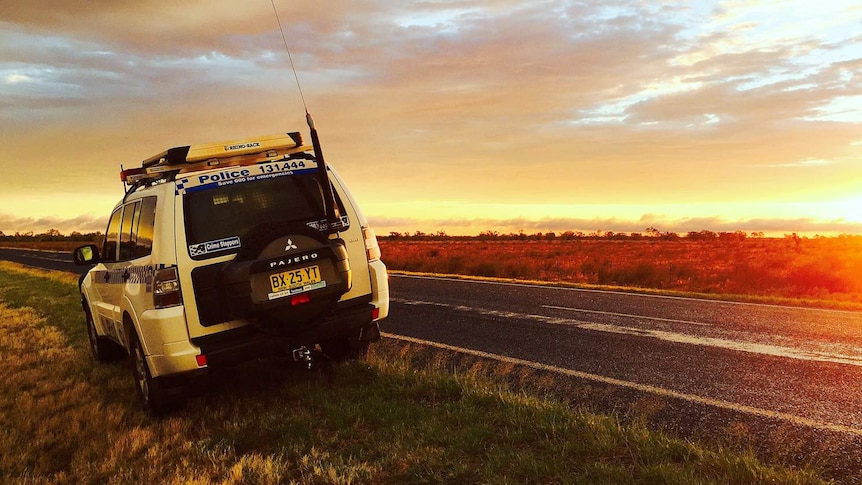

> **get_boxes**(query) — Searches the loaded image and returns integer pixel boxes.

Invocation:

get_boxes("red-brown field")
[379,236,862,307]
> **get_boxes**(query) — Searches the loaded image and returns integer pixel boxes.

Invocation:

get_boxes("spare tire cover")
[219,222,349,325]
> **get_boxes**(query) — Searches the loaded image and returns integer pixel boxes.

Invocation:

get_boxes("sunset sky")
[2,0,861,236]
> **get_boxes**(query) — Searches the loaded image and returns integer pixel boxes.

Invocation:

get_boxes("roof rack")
[120,132,312,184]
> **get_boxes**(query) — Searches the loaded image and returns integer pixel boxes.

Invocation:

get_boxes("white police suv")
[74,131,389,413]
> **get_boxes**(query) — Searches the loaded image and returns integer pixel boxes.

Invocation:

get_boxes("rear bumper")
[191,298,378,368]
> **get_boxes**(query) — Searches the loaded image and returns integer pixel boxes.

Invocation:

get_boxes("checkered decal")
[175,178,190,195]
[189,243,206,257]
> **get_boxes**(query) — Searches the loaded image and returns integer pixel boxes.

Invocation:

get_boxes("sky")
[1,0,861,237]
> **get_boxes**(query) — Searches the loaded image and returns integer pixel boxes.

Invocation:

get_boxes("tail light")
[362,226,381,261]
[153,267,183,308]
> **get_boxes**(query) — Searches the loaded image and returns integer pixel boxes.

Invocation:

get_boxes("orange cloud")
[1,1,860,234]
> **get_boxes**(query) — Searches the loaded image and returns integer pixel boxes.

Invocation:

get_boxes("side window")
[134,197,157,258]
[102,208,122,263]
[119,201,140,261]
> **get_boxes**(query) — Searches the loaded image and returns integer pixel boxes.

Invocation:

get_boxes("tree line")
[0,229,103,242]
[382,228,770,242]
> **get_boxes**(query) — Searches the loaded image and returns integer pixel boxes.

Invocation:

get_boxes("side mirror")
[73,244,100,265]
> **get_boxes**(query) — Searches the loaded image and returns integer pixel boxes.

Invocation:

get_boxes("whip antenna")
[269,0,339,234]
[270,0,307,113]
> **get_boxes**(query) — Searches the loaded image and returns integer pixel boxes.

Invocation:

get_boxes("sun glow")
[831,195,862,223]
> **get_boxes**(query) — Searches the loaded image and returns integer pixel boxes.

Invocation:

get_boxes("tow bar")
[292,346,313,370]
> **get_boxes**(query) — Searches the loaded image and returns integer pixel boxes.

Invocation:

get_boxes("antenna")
[269,0,340,235]
[270,0,307,113]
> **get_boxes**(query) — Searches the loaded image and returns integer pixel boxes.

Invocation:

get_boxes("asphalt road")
[380,273,862,423]
[377,274,862,480]
[0,247,81,273]
[5,248,862,479]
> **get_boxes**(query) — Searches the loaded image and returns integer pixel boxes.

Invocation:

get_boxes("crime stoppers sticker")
[189,236,241,257]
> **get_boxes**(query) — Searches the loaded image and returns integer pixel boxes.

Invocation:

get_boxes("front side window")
[102,208,122,263]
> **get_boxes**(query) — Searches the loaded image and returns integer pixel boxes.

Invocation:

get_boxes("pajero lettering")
[269,252,319,268]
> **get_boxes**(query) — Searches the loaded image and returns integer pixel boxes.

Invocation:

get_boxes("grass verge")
[0,263,831,484]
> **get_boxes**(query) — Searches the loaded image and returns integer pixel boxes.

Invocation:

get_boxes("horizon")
[3,224,860,240]
[2,1,861,236]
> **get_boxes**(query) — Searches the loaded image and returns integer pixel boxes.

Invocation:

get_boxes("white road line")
[0,248,67,254]
[383,332,862,437]
[543,305,712,327]
[393,297,862,367]
[392,297,573,325]
[28,255,71,263]
[577,322,862,367]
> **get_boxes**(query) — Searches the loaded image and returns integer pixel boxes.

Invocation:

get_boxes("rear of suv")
[74,131,389,413]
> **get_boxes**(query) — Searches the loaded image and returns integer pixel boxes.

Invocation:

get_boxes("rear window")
[183,173,344,259]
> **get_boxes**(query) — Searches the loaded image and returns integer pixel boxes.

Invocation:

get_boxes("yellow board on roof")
[142,132,304,167]
[186,132,303,163]
[173,144,313,175]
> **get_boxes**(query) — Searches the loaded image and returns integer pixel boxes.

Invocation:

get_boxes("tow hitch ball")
[292,346,313,369]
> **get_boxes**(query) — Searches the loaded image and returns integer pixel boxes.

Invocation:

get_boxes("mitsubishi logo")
[284,239,298,251]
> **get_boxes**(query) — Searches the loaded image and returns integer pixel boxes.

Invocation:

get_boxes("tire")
[85,309,124,363]
[129,331,174,415]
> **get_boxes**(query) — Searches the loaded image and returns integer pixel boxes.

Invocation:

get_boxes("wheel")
[129,331,173,414]
[85,309,123,363]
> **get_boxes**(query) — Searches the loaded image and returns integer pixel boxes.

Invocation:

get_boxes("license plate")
[270,265,322,294]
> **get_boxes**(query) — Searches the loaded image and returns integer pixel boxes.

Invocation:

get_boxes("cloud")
[1,1,861,231]
[0,213,106,235]
[767,159,831,168]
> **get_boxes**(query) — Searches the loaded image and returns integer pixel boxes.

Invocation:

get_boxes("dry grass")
[0,296,376,484]
[0,261,79,286]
